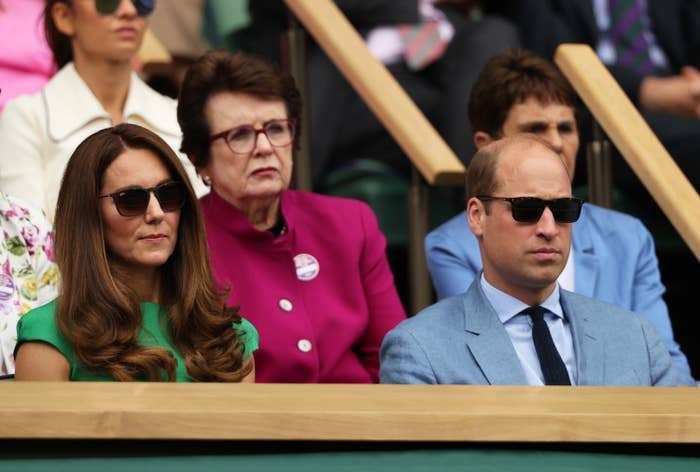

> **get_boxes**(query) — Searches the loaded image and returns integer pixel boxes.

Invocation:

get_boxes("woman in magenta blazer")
[177,50,406,382]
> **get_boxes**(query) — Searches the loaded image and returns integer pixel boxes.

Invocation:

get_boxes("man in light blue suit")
[380,135,680,386]
[423,50,694,384]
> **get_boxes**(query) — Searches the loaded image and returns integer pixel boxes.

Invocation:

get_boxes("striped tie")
[400,20,449,71]
[608,0,655,75]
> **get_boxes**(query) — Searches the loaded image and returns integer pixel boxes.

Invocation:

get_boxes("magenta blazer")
[200,189,406,383]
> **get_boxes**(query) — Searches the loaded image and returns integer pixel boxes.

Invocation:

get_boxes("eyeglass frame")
[209,118,297,155]
[476,196,584,223]
[98,181,186,217]
[94,0,155,17]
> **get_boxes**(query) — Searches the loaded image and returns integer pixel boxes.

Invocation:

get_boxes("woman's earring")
[201,175,212,186]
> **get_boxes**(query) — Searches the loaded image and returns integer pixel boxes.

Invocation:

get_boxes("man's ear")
[52,1,76,37]
[473,131,494,150]
[467,197,485,238]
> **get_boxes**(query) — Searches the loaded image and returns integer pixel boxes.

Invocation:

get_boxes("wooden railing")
[555,44,700,261]
[1,383,699,442]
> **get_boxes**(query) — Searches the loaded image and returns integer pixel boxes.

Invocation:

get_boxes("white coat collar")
[43,62,180,142]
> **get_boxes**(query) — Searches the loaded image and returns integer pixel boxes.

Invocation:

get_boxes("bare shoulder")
[14,341,70,381]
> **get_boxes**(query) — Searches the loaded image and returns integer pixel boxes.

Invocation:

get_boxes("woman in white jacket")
[0,0,205,220]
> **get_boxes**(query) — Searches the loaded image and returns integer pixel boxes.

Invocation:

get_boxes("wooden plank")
[1,383,699,442]
[138,29,172,64]
[555,44,700,260]
[283,0,465,185]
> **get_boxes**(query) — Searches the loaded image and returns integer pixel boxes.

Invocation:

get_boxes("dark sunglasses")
[99,181,185,217]
[95,0,155,17]
[477,196,584,223]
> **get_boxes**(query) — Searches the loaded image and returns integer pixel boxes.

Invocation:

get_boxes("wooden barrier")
[283,0,465,185]
[138,29,171,64]
[555,44,700,260]
[1,383,699,442]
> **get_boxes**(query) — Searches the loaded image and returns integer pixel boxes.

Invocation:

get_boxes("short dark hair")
[466,141,503,202]
[178,50,302,169]
[468,49,578,138]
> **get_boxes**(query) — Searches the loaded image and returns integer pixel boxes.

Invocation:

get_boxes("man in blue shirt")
[380,135,680,386]
[423,49,694,384]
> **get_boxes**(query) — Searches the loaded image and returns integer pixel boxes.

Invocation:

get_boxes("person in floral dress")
[0,192,58,375]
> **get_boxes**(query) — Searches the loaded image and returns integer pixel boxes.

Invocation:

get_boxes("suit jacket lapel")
[572,212,599,298]
[462,282,528,385]
[561,290,603,385]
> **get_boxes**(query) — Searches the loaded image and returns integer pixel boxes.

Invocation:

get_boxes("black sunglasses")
[95,0,155,17]
[477,196,583,223]
[99,181,186,217]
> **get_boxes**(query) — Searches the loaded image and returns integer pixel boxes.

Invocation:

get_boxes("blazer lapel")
[572,212,599,298]
[561,290,603,385]
[462,282,528,385]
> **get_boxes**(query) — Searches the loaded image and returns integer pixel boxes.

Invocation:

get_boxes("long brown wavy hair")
[54,124,252,381]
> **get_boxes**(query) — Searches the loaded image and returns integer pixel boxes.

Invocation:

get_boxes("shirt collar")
[480,273,564,324]
[44,62,180,142]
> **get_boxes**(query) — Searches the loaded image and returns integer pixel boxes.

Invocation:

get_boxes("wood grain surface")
[1,383,698,442]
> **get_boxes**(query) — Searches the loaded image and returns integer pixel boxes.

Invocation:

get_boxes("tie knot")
[522,306,548,322]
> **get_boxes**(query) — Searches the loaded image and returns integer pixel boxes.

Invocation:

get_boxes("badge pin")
[294,253,320,281]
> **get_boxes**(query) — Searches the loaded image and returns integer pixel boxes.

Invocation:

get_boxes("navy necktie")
[522,306,571,386]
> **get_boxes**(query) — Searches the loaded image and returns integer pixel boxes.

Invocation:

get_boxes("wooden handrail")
[1,383,699,442]
[555,44,700,260]
[138,29,172,64]
[282,0,465,186]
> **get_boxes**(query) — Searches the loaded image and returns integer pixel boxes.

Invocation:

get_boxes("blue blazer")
[424,203,694,385]
[380,279,681,386]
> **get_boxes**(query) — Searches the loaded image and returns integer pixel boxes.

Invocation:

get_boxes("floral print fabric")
[0,193,58,375]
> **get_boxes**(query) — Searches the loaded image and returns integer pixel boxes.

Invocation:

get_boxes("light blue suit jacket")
[380,280,681,386]
[424,203,694,385]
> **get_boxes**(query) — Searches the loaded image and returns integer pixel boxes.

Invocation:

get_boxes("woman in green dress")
[14,123,257,381]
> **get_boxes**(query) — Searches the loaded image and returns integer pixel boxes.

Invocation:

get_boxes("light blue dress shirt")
[480,275,578,386]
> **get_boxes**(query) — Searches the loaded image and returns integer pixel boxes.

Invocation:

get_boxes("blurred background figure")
[487,0,700,192]
[0,0,55,114]
[178,50,407,383]
[14,124,256,382]
[0,0,206,220]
